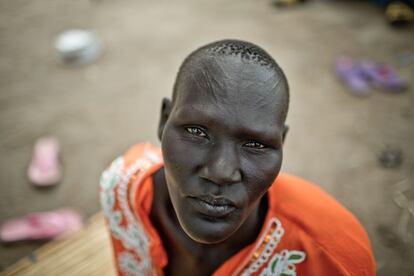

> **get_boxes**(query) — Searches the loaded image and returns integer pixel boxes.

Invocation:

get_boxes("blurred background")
[0,0,413,275]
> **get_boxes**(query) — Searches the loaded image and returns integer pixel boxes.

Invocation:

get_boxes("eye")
[244,141,266,149]
[185,127,207,138]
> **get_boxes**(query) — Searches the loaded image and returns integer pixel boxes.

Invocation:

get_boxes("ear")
[158,98,172,141]
[282,124,289,144]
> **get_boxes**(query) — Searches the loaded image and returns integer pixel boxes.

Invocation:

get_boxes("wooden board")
[1,212,116,276]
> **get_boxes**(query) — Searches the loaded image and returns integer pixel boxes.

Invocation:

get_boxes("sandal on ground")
[358,62,408,92]
[335,57,371,97]
[385,1,414,27]
[27,136,62,186]
[0,208,83,243]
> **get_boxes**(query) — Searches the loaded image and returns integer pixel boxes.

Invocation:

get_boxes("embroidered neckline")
[100,146,162,275]
[239,218,284,275]
[238,218,306,276]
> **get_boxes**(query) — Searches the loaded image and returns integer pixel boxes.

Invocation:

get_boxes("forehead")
[174,55,287,126]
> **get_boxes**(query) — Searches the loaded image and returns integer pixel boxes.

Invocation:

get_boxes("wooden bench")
[1,213,115,276]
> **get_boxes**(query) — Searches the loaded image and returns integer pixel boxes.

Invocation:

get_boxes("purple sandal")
[335,57,371,97]
[358,62,407,92]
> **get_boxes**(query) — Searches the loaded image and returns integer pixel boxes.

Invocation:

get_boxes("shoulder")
[117,143,161,169]
[99,143,163,275]
[270,173,369,242]
[100,143,161,183]
[268,173,376,275]
[100,143,162,203]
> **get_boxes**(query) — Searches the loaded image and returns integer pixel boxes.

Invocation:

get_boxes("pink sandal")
[0,208,83,242]
[28,136,62,186]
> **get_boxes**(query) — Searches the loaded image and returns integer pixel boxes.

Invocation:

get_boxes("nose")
[200,143,242,185]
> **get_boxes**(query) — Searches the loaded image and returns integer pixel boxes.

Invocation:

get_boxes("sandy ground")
[0,0,413,274]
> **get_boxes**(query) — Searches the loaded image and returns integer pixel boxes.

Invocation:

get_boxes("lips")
[188,195,236,218]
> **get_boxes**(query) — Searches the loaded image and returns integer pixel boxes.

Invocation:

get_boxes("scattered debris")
[272,0,306,7]
[379,145,403,168]
[27,252,37,263]
[397,51,413,67]
[393,180,414,242]
[55,29,102,65]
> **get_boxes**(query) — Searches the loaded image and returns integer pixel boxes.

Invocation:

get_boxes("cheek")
[162,127,188,177]
[161,125,205,178]
[243,150,283,200]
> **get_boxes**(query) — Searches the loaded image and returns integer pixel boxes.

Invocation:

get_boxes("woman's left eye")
[244,141,266,149]
[185,127,207,138]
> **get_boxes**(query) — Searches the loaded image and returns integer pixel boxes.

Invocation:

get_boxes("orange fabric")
[133,162,167,269]
[101,144,376,275]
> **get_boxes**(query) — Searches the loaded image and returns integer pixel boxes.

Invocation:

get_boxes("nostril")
[200,144,242,185]
[224,168,242,183]
[199,165,241,186]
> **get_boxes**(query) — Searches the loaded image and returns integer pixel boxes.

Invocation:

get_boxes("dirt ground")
[0,0,413,274]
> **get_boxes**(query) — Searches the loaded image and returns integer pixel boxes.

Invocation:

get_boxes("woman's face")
[160,55,287,244]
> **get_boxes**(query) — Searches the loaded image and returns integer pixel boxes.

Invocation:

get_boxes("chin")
[185,229,230,244]
[178,215,238,244]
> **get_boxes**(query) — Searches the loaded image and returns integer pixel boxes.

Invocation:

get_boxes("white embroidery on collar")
[240,218,306,276]
[100,153,155,275]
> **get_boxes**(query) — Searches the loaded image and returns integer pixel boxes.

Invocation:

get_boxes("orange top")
[100,143,375,276]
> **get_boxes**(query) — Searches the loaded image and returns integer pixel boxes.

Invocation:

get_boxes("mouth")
[188,195,236,218]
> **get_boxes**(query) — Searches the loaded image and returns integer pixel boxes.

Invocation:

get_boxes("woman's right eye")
[185,127,207,138]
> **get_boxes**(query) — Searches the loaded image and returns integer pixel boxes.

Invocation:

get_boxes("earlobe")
[282,124,289,144]
[158,98,172,141]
